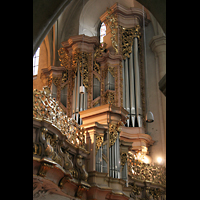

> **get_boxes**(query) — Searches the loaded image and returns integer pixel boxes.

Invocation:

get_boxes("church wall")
[144,21,166,164]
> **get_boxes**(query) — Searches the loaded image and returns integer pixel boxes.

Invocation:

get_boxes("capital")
[149,34,166,54]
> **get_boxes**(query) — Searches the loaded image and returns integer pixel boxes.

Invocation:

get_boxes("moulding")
[100,3,148,28]
[61,34,99,48]
[149,34,166,54]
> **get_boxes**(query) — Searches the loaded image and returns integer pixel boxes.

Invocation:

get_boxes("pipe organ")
[36,4,166,199]
[44,4,147,180]
[46,5,146,129]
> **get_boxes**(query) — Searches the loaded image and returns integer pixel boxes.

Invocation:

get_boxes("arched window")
[33,47,40,76]
[100,22,106,43]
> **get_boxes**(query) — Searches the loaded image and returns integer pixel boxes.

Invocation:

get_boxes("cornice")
[61,34,99,48]
[149,34,166,54]
[100,3,148,27]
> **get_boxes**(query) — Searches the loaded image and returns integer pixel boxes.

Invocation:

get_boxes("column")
[149,34,166,159]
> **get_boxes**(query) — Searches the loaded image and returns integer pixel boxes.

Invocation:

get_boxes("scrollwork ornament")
[95,135,103,155]
[105,8,119,53]
[109,121,123,147]
[120,152,127,169]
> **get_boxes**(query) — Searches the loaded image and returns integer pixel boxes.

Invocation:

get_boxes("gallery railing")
[33,86,86,150]
[127,151,166,186]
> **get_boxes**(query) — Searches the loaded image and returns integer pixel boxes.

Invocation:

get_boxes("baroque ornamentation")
[127,152,166,185]
[120,152,127,169]
[95,135,104,155]
[105,8,119,53]
[72,154,88,182]
[119,25,142,60]
[72,49,90,92]
[33,87,87,150]
[130,182,143,197]
[93,42,107,75]
[109,121,124,147]
[58,47,71,70]
[103,90,115,105]
[119,26,135,60]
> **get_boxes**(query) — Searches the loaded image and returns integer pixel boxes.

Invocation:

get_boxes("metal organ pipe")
[129,49,136,127]
[124,58,130,127]
[72,73,77,120]
[75,66,80,123]
[122,38,143,127]
[134,37,143,127]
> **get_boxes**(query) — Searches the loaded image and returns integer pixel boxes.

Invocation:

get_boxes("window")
[33,47,40,76]
[100,22,106,43]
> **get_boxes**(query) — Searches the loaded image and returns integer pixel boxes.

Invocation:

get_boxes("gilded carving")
[33,87,87,150]
[120,26,135,60]
[130,182,143,196]
[103,90,115,105]
[120,152,127,169]
[38,162,54,177]
[76,185,89,198]
[109,121,124,147]
[119,25,142,60]
[93,42,107,75]
[58,47,71,69]
[105,8,119,53]
[72,155,88,182]
[149,188,162,200]
[95,135,104,155]
[33,143,42,156]
[108,65,115,78]
[127,152,166,185]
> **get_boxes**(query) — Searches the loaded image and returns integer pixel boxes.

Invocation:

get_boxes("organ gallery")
[33,1,166,199]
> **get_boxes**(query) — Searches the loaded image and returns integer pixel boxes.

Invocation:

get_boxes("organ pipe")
[75,66,80,123]
[134,37,143,127]
[124,58,130,127]
[129,49,136,127]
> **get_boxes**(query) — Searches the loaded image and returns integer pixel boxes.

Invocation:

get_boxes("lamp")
[80,85,85,94]
[146,111,154,123]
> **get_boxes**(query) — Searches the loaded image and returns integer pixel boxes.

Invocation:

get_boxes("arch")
[33,0,166,55]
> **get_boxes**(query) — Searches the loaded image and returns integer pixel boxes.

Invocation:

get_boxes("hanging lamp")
[80,0,85,95]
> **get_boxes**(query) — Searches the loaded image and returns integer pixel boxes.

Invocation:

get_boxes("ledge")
[79,104,128,125]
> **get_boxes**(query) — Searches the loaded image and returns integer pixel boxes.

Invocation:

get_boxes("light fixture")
[157,157,162,164]
[146,111,154,123]
[80,85,85,94]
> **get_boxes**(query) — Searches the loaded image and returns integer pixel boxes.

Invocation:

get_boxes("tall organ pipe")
[129,49,136,127]
[134,37,143,127]
[124,58,130,127]
[75,66,80,123]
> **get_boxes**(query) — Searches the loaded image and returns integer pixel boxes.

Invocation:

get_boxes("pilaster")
[149,35,166,80]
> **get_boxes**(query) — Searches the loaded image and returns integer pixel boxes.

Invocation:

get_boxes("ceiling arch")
[33,0,166,56]
[78,0,152,37]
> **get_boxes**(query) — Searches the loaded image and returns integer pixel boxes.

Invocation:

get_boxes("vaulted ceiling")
[33,0,166,56]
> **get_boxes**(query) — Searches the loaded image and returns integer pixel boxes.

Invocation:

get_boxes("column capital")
[149,35,166,54]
